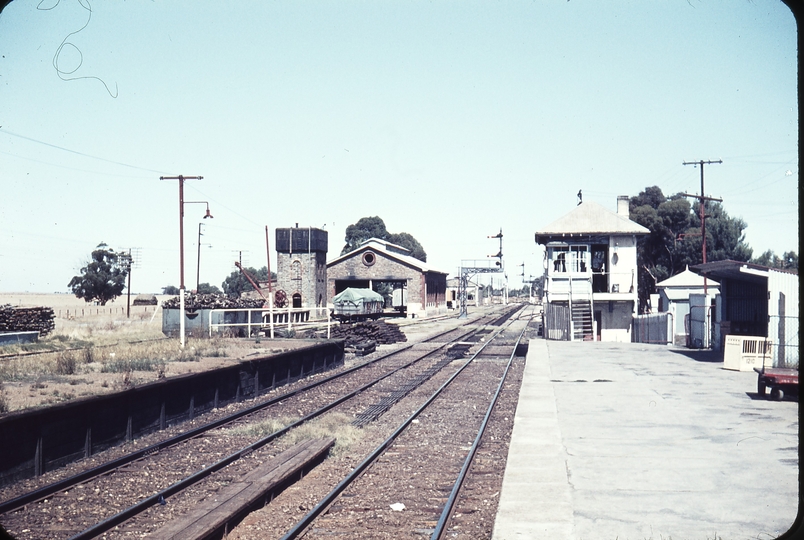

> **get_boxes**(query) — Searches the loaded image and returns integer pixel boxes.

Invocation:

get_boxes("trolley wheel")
[770,387,784,401]
[274,290,288,308]
[757,380,766,397]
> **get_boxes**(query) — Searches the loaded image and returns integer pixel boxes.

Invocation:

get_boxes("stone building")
[327,238,448,318]
[275,226,328,308]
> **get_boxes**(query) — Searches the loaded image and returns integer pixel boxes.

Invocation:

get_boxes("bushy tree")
[68,243,131,305]
[630,186,752,312]
[342,216,388,254]
[751,250,798,270]
[341,216,427,262]
[222,266,275,297]
[162,285,180,295]
[387,232,427,262]
[197,283,222,294]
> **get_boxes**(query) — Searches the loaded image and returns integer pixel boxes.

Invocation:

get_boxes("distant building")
[535,196,649,342]
[656,266,719,346]
[446,277,481,309]
[327,238,448,318]
[275,226,328,308]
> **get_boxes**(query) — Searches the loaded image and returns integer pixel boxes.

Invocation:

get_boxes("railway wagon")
[331,288,385,322]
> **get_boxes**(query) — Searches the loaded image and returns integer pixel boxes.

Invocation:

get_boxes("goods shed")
[691,260,798,368]
[327,238,448,318]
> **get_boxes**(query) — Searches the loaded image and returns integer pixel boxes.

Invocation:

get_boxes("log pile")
[161,293,264,310]
[329,320,407,347]
[0,305,56,336]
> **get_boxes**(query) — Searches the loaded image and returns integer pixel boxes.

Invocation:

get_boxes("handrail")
[208,307,331,339]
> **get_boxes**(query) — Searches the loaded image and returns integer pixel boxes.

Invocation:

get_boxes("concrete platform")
[493,339,799,540]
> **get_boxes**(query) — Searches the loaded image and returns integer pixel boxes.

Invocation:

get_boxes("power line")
[0,128,169,175]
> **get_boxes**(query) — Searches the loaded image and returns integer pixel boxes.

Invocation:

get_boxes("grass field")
[0,292,169,334]
[0,293,301,414]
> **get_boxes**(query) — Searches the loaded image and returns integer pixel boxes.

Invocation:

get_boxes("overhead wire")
[0,129,169,175]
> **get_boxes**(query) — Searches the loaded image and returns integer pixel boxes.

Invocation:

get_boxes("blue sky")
[0,0,797,294]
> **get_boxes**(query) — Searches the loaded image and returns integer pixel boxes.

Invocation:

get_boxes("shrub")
[0,383,8,414]
[56,351,77,375]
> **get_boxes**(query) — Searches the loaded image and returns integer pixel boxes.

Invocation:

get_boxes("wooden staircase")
[571,300,594,341]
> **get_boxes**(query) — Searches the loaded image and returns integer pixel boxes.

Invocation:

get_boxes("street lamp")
[160,175,212,348]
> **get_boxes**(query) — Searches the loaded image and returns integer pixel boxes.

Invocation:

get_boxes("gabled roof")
[354,237,412,256]
[535,201,649,242]
[657,266,719,289]
[327,238,447,275]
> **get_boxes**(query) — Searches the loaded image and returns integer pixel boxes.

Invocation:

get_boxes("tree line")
[66,201,793,308]
[630,185,797,312]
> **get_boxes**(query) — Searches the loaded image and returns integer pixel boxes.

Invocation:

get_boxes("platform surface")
[493,339,799,540]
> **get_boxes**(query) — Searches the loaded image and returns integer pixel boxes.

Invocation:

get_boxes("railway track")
[0,337,171,361]
[274,306,535,540]
[0,305,526,539]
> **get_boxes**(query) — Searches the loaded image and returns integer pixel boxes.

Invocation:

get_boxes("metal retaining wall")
[0,340,344,488]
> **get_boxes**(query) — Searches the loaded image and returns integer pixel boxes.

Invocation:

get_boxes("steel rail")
[0,340,419,514]
[59,325,493,539]
[1,316,494,515]
[278,316,518,540]
[430,308,533,540]
[0,337,171,361]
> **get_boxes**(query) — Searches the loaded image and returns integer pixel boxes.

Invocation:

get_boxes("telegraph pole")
[161,175,205,348]
[682,159,722,294]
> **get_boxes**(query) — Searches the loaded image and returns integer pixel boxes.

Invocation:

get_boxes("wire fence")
[55,305,158,319]
[768,315,799,369]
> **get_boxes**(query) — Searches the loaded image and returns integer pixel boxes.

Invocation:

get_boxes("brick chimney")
[617,195,630,217]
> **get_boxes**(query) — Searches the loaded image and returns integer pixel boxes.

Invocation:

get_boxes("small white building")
[446,277,481,309]
[656,266,719,346]
[535,196,649,342]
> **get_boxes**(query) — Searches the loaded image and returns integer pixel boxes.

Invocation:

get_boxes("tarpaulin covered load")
[332,288,384,321]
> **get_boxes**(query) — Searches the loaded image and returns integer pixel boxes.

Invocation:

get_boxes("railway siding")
[154,437,335,540]
[0,341,344,487]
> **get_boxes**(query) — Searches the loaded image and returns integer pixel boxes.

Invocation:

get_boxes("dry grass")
[282,413,363,457]
[0,382,8,414]
[0,294,312,414]
[0,335,231,381]
[226,416,300,439]
[225,413,363,458]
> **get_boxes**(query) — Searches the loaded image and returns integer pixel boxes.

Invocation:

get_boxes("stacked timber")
[0,305,56,336]
[329,320,407,347]
[132,294,158,306]
[161,293,264,311]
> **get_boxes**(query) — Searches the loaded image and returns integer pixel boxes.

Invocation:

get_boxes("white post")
[287,304,292,331]
[180,288,186,348]
[269,296,275,339]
